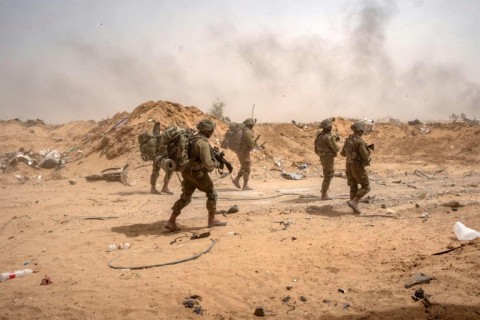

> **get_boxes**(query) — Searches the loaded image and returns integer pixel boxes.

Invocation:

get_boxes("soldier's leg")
[320,156,334,200]
[161,170,174,195]
[232,152,242,189]
[240,152,252,190]
[194,172,226,227]
[150,158,161,194]
[167,171,196,231]
[352,165,370,199]
[345,163,361,214]
[345,163,358,200]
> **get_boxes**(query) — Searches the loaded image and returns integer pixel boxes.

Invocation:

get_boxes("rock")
[254,306,265,316]
[405,273,432,288]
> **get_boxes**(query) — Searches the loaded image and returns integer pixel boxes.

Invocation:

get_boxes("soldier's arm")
[357,139,370,161]
[244,129,255,151]
[328,135,341,154]
[198,140,217,171]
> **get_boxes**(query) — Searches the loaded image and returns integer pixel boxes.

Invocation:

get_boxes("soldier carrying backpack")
[137,122,174,195]
[166,119,228,232]
[226,118,256,190]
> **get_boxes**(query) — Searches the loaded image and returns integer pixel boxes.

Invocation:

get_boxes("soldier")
[314,118,340,200]
[340,122,372,214]
[150,123,173,195]
[232,118,255,191]
[165,119,227,231]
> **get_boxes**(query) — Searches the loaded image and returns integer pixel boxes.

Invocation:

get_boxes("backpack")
[162,126,195,171]
[138,131,158,161]
[221,122,245,152]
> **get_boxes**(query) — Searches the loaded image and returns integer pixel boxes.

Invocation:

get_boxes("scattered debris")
[408,119,422,125]
[414,169,432,179]
[296,163,309,170]
[420,126,431,134]
[85,164,136,186]
[191,231,211,240]
[281,172,305,180]
[405,273,432,288]
[254,306,266,317]
[432,244,464,256]
[40,275,52,285]
[453,221,480,241]
[442,200,464,208]
[333,172,346,178]
[338,288,346,294]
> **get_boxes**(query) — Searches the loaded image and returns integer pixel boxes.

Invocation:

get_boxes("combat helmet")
[351,121,366,132]
[243,118,256,128]
[320,119,333,129]
[196,119,216,132]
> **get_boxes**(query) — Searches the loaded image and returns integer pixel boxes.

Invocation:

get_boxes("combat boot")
[232,176,241,189]
[208,212,227,227]
[242,180,253,191]
[161,182,174,195]
[321,191,333,200]
[346,197,361,214]
[150,186,161,195]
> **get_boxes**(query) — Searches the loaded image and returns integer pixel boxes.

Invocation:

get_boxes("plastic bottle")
[0,269,33,282]
[453,221,480,241]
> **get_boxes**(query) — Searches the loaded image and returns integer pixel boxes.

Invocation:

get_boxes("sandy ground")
[1,158,479,319]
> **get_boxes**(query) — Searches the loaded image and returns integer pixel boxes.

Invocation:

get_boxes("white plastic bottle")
[0,269,33,281]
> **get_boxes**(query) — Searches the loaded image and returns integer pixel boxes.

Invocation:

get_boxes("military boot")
[321,191,333,200]
[150,186,161,195]
[161,182,174,195]
[346,197,361,214]
[242,180,253,191]
[208,212,227,227]
[232,176,241,189]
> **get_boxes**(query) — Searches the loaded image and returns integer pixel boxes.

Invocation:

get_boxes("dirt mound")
[1,100,479,175]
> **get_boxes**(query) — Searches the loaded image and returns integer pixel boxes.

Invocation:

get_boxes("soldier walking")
[165,119,227,231]
[315,118,340,200]
[340,122,372,214]
[232,118,256,191]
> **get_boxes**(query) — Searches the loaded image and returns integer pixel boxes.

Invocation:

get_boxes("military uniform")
[340,122,372,214]
[315,119,340,200]
[150,129,173,195]
[166,119,226,231]
[232,118,255,190]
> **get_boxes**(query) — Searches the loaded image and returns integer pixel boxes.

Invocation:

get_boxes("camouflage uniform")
[315,119,340,200]
[340,122,372,214]
[232,118,255,190]
[166,119,226,231]
[150,129,173,195]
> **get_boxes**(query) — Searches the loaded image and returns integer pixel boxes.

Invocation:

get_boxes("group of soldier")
[150,116,371,232]
[315,119,372,214]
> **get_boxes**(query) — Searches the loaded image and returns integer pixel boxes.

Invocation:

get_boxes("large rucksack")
[162,126,195,171]
[138,131,158,161]
[221,122,245,152]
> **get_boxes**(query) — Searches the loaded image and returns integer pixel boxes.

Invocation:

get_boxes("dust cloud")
[0,1,478,124]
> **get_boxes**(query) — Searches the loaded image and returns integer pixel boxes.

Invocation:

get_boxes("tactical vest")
[343,135,357,164]
[315,132,336,157]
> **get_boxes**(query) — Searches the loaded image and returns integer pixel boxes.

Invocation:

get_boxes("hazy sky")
[1,0,479,124]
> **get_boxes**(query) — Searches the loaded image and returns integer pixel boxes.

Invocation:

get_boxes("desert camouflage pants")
[150,156,172,187]
[320,155,335,192]
[171,169,217,215]
[345,162,370,200]
[235,151,251,181]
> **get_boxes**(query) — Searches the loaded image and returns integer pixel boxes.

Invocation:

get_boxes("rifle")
[212,147,233,176]
[254,135,266,150]
[366,143,375,151]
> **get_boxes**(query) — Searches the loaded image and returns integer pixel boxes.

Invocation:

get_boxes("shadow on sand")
[111,220,207,238]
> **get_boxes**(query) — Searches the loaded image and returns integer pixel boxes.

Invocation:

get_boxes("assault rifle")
[366,143,375,151]
[212,147,233,176]
[254,135,266,150]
